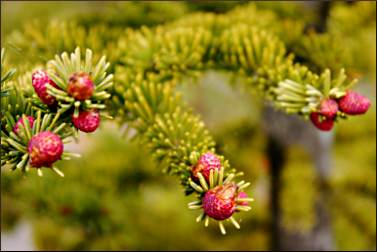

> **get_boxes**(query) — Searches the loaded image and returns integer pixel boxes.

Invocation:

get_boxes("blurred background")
[1,1,376,251]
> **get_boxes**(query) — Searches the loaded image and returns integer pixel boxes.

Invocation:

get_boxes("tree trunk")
[267,136,285,251]
[262,105,334,251]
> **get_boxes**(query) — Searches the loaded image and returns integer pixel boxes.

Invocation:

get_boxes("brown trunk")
[262,105,334,251]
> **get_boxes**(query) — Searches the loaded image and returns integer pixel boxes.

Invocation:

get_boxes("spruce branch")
[1,2,372,235]
[46,47,113,115]
[1,48,114,176]
[1,110,76,176]
[113,11,362,128]
[1,48,16,97]
[108,4,369,231]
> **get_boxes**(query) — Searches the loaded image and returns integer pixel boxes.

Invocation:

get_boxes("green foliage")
[254,2,315,21]
[76,2,190,28]
[328,2,376,37]
[109,7,358,188]
[6,20,122,67]
[294,2,376,78]
[1,48,16,97]
[1,0,375,246]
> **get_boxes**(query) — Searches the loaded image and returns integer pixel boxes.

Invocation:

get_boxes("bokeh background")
[1,1,376,251]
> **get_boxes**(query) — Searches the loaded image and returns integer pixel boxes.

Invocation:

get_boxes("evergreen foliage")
[1,1,375,243]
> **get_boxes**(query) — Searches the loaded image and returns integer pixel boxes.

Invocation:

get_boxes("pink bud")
[67,72,94,101]
[72,109,100,133]
[13,116,35,136]
[338,91,371,115]
[28,131,64,168]
[202,183,237,220]
[310,112,334,131]
[192,152,221,182]
[32,70,59,106]
[318,98,338,119]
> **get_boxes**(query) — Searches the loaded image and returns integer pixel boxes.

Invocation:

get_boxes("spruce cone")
[28,131,64,168]
[13,116,35,136]
[192,152,221,182]
[319,98,338,119]
[310,112,334,131]
[338,91,371,115]
[72,109,100,133]
[32,70,59,106]
[67,72,94,101]
[202,183,237,220]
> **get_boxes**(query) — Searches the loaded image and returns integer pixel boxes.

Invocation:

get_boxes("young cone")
[28,131,64,168]
[13,116,35,136]
[338,91,371,115]
[202,183,237,220]
[319,98,338,118]
[32,70,59,106]
[67,72,94,101]
[310,112,334,131]
[192,152,222,182]
[72,109,101,133]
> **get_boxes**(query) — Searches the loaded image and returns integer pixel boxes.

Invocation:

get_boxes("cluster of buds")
[310,91,371,131]
[2,48,111,176]
[2,112,79,176]
[27,67,101,173]
[32,70,101,133]
[188,152,253,234]
[1,48,115,178]
[30,48,113,134]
